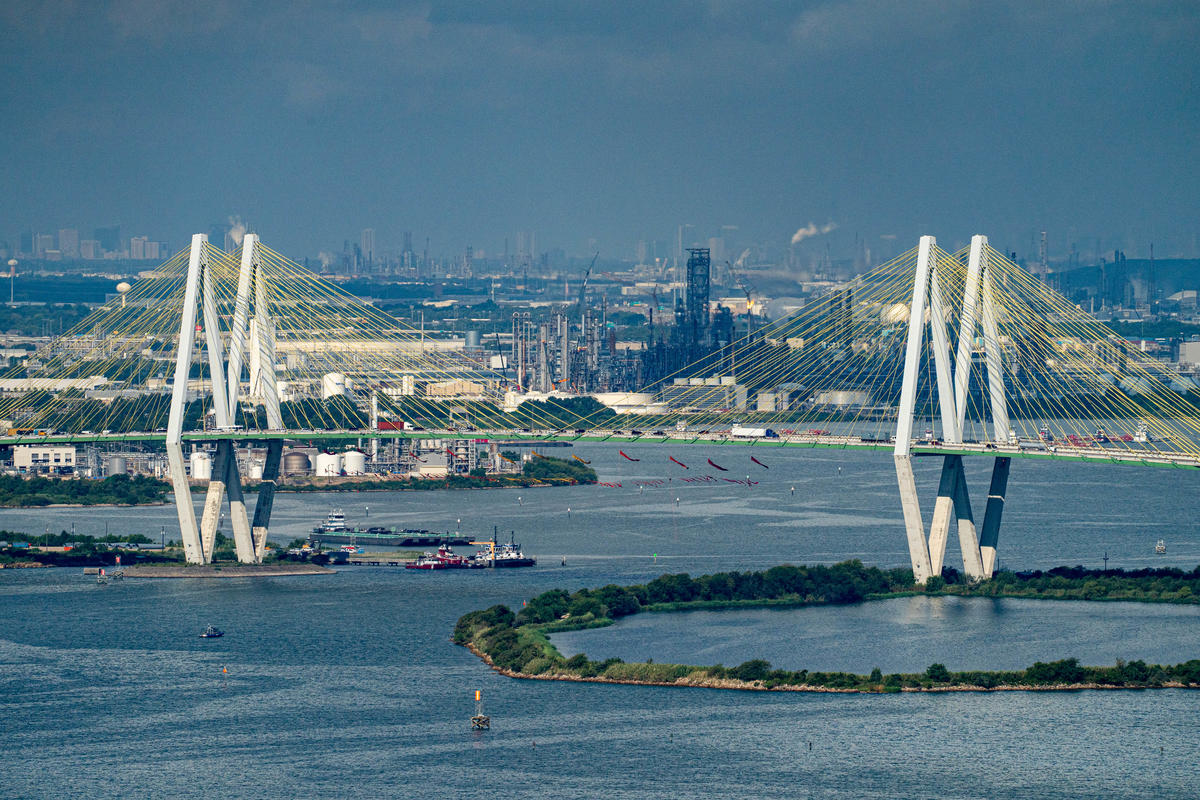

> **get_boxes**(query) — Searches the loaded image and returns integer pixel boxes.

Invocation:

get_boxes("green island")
[454,561,1200,693]
[0,474,169,507]
[0,456,595,508]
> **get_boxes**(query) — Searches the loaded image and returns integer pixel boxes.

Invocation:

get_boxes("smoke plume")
[791,221,837,245]
[227,216,247,246]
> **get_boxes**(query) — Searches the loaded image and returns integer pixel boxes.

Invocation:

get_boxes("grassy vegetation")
[455,560,1200,692]
[0,474,169,507]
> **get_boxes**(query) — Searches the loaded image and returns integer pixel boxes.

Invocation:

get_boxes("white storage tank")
[322,372,347,399]
[314,452,342,476]
[342,449,366,475]
[190,451,212,481]
[248,460,265,480]
[105,455,127,476]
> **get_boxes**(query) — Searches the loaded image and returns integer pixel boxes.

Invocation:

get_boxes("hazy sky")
[2,0,1198,261]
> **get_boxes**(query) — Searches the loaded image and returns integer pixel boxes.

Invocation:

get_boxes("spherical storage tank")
[105,455,127,476]
[342,449,366,475]
[314,452,342,476]
[283,451,311,475]
[190,451,212,481]
[322,372,347,399]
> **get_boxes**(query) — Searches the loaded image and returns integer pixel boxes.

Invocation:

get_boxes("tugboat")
[313,509,351,534]
[1155,539,1167,554]
[199,625,224,639]
[405,546,474,570]
[471,528,537,568]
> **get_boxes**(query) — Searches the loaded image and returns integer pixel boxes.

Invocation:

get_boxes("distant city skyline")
[2,2,1198,263]
[3,217,1192,272]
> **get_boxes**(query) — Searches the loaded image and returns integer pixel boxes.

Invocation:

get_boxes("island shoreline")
[462,642,1196,694]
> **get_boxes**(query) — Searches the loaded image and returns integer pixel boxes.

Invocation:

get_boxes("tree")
[924,663,952,683]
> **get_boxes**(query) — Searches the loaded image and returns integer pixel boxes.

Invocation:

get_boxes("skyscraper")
[94,226,120,254]
[361,228,375,267]
[34,233,55,258]
[58,229,79,259]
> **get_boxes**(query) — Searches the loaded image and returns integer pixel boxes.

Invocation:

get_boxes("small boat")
[199,625,224,638]
[404,554,447,570]
[1155,539,1167,554]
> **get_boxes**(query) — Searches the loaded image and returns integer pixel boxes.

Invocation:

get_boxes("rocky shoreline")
[463,643,1194,694]
[119,562,335,578]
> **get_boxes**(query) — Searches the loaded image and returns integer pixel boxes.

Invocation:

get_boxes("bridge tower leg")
[199,440,231,561]
[166,235,209,564]
[894,235,937,582]
[251,440,283,560]
[978,456,1011,576]
[225,234,282,561]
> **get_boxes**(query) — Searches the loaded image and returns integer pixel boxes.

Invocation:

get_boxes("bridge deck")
[2,430,1197,469]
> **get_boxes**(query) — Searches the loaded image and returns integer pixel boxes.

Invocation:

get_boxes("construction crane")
[575,251,599,320]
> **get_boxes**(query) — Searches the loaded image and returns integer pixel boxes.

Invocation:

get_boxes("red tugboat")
[405,545,474,570]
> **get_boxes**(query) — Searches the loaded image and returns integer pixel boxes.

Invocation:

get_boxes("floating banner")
[620,450,640,462]
[751,456,769,469]
[669,456,689,469]
[707,458,728,471]
[573,455,591,464]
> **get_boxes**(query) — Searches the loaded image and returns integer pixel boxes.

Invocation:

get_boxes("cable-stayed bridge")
[3,233,1199,579]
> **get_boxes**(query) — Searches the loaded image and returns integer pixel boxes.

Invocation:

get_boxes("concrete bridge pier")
[978,457,1011,576]
[895,453,1009,584]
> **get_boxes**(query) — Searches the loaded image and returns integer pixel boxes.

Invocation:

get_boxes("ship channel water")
[2,444,1198,798]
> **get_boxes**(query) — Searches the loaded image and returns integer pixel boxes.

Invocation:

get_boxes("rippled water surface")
[2,445,1198,798]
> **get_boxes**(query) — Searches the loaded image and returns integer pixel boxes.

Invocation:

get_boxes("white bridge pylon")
[167,233,282,565]
[894,235,1011,584]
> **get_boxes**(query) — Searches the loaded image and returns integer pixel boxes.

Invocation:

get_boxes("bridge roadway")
[3,429,1199,469]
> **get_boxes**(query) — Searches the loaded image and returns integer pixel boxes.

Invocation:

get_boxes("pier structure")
[166,233,282,564]
[894,236,1010,583]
